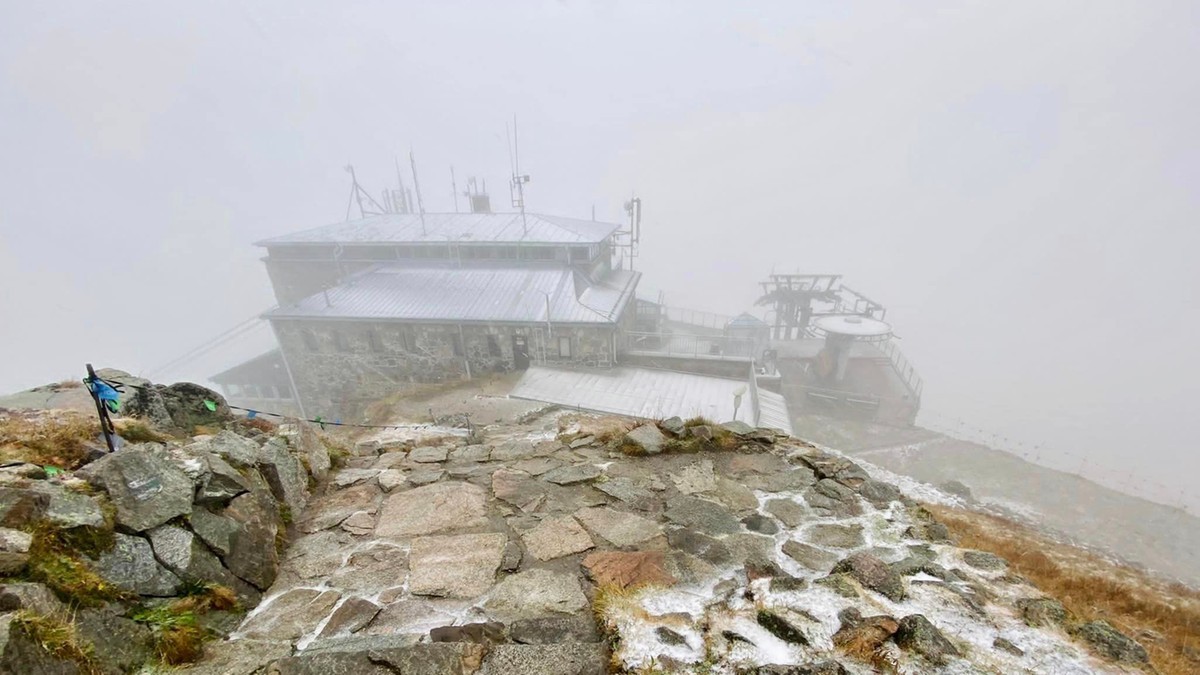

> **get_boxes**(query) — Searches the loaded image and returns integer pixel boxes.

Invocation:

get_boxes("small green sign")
[203,400,217,412]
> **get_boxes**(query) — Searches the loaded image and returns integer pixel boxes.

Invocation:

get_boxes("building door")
[511,335,530,370]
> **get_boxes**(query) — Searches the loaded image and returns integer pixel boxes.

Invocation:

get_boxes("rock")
[542,464,602,486]
[666,528,731,565]
[300,481,383,533]
[962,550,1006,570]
[770,576,808,593]
[407,468,446,485]
[795,452,869,488]
[1015,597,1068,627]
[316,597,383,638]
[0,582,65,615]
[192,429,261,468]
[725,533,777,570]
[240,588,341,640]
[832,552,905,601]
[1072,621,1148,664]
[512,457,561,476]
[708,477,759,512]
[291,422,332,481]
[377,469,407,492]
[663,496,740,534]
[484,569,588,621]
[197,453,251,504]
[904,506,952,543]
[743,466,818,493]
[341,511,376,535]
[0,528,32,574]
[500,541,522,572]
[0,487,50,527]
[857,479,902,507]
[185,638,292,675]
[757,610,809,645]
[805,523,864,549]
[74,605,156,673]
[890,556,950,580]
[581,551,676,589]
[651,626,686,646]
[0,613,91,673]
[376,481,489,537]
[689,425,713,441]
[743,663,849,675]
[669,460,716,494]
[157,382,233,431]
[327,543,408,592]
[257,437,310,515]
[660,417,685,436]
[522,516,594,561]
[76,444,194,531]
[764,499,806,527]
[742,514,779,535]
[430,621,507,644]
[993,637,1024,656]
[803,479,862,518]
[89,532,181,596]
[568,436,596,449]
[451,445,492,462]
[720,420,754,436]
[409,533,507,598]
[480,643,607,675]
[939,480,974,501]
[593,477,655,511]
[782,540,838,571]
[332,468,380,488]
[223,485,281,590]
[267,641,483,674]
[624,425,668,455]
[492,469,547,513]
[510,616,600,644]
[894,614,961,664]
[410,446,450,463]
[26,483,106,529]
[147,524,251,599]
[832,613,899,655]
[189,505,239,557]
[573,507,663,548]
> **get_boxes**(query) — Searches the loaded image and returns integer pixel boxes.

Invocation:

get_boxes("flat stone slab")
[480,643,607,675]
[492,469,547,513]
[594,477,656,510]
[581,551,676,589]
[663,496,740,534]
[522,516,594,561]
[239,588,341,641]
[409,446,450,463]
[512,457,562,476]
[316,597,383,638]
[483,569,588,622]
[765,499,807,528]
[332,469,380,488]
[542,464,602,486]
[407,468,446,485]
[377,470,407,492]
[300,482,382,533]
[806,523,865,549]
[376,482,489,537]
[328,543,409,592]
[670,460,717,494]
[409,533,507,598]
[89,532,181,596]
[573,507,663,548]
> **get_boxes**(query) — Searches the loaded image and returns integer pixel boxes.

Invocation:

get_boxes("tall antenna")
[451,166,459,213]
[409,150,427,235]
[344,164,386,220]
[508,115,531,237]
[392,157,411,214]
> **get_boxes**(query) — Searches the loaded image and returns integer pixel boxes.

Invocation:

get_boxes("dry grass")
[928,504,1200,675]
[113,418,169,443]
[0,410,98,469]
[24,521,128,607]
[132,584,238,666]
[11,610,103,674]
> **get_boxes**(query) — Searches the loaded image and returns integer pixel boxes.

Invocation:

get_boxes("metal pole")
[85,363,116,453]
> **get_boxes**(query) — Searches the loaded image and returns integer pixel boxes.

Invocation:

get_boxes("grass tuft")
[113,419,169,443]
[11,610,103,674]
[23,521,128,607]
[0,410,98,470]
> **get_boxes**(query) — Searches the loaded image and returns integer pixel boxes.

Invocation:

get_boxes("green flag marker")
[43,466,61,478]
[203,400,217,412]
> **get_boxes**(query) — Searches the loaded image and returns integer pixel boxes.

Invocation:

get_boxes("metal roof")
[265,266,640,325]
[255,212,622,247]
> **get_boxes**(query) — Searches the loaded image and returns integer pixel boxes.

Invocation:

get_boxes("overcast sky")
[2,1,1197,509]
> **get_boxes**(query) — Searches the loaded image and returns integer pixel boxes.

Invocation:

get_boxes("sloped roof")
[265,266,640,325]
[256,212,621,247]
[728,312,768,328]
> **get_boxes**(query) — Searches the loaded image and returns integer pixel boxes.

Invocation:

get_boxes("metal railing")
[624,331,756,360]
[662,306,736,331]
[747,360,762,426]
[877,340,924,400]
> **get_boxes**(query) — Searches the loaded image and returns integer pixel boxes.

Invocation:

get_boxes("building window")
[486,334,501,357]
[558,336,572,358]
[368,328,385,353]
[569,246,590,262]
[301,329,320,351]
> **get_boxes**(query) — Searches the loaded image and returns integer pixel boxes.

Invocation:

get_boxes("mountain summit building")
[238,210,640,416]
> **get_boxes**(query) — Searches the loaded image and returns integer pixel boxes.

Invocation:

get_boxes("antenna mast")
[344,164,386,220]
[508,115,531,237]
[451,166,459,213]
[409,150,427,235]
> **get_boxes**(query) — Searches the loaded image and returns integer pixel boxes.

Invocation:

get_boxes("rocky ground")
[188,412,1150,675]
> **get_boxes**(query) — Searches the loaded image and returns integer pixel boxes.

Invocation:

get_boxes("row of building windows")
[298,328,573,359]
[224,383,288,399]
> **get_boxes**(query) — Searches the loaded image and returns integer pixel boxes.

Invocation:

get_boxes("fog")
[2,2,1197,511]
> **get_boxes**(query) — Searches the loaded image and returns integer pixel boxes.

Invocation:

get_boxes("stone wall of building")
[274,319,621,417]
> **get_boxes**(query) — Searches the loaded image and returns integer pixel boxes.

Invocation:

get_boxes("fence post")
[85,363,116,453]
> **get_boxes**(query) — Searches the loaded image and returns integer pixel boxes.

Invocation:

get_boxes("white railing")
[662,306,736,331]
[878,340,924,400]
[624,331,756,360]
